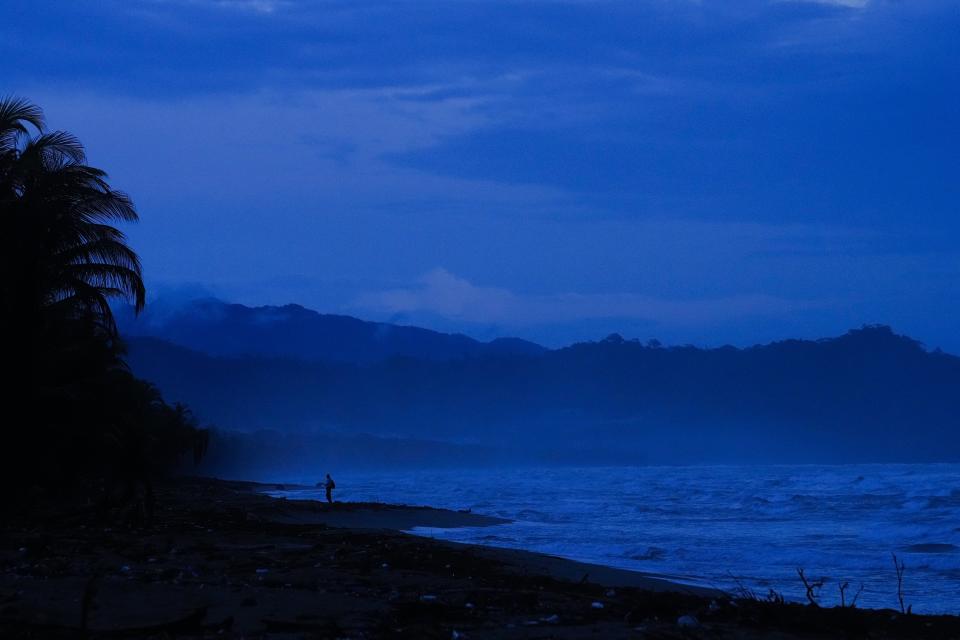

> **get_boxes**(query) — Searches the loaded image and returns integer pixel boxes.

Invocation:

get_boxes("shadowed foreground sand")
[2,477,959,639]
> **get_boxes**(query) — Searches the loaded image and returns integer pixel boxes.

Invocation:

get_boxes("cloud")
[782,0,869,6]
[8,0,959,351]
[30,86,566,211]
[213,0,286,13]
[351,268,819,329]
[149,0,291,14]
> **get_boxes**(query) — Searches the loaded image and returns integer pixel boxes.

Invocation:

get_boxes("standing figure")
[324,473,336,503]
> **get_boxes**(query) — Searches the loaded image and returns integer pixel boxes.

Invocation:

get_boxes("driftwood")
[796,568,824,607]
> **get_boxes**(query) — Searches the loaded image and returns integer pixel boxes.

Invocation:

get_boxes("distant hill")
[126,324,960,465]
[118,297,546,364]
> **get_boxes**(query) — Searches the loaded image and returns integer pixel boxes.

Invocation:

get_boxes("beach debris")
[465,602,475,609]
[452,631,465,639]
[541,614,560,624]
[591,601,604,609]
[605,588,616,597]
[420,594,438,602]
[381,562,390,569]
[677,614,700,629]
[797,568,825,606]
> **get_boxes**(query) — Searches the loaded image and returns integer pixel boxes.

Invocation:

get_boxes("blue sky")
[5,0,959,348]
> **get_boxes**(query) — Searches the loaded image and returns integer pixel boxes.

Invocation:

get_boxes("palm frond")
[19,130,87,168]
[59,235,143,273]
[0,96,45,152]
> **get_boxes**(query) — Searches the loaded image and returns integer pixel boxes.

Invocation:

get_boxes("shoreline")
[253,480,720,596]
[3,476,959,638]
[259,465,960,614]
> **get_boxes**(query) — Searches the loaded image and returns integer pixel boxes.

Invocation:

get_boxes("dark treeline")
[1,98,206,514]
[127,323,960,465]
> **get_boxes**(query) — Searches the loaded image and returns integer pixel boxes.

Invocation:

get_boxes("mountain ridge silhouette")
[118,297,547,364]
[123,313,960,464]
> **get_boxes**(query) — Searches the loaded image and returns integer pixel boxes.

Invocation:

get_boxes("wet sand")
[263,484,720,596]
[2,477,959,638]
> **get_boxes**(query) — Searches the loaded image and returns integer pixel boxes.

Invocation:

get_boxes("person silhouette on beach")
[324,473,336,503]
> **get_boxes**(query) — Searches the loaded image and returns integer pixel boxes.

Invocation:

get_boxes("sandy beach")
[2,477,959,639]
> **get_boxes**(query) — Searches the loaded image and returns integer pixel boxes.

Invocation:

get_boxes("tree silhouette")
[1,96,144,341]
[1,97,204,511]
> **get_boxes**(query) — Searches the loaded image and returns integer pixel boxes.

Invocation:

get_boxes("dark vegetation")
[123,305,960,466]
[0,97,207,514]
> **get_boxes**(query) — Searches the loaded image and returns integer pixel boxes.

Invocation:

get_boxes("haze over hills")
[121,301,960,471]
[118,297,546,365]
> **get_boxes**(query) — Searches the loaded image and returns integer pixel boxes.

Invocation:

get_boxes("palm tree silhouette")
[1,98,208,509]
[1,96,145,340]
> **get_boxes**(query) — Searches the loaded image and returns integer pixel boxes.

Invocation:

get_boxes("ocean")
[270,464,960,613]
